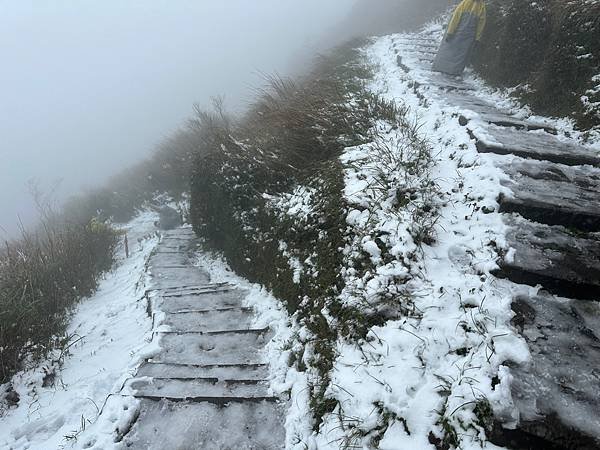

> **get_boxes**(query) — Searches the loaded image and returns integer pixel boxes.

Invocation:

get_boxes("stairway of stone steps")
[119,228,285,449]
[391,31,600,449]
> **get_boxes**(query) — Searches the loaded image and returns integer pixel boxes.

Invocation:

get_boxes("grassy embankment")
[189,40,437,431]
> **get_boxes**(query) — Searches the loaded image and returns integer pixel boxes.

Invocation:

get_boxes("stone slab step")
[149,267,211,290]
[153,284,236,297]
[122,398,285,449]
[151,291,246,313]
[440,92,555,133]
[148,281,233,293]
[136,362,269,381]
[157,240,194,249]
[421,73,475,92]
[148,251,189,267]
[150,329,272,365]
[472,124,600,167]
[156,327,269,336]
[155,241,190,251]
[402,53,435,64]
[395,47,437,57]
[490,294,600,449]
[393,40,438,50]
[157,307,255,332]
[395,46,438,56]
[161,228,195,238]
[498,160,600,231]
[123,377,271,400]
[496,216,600,300]
[395,37,438,45]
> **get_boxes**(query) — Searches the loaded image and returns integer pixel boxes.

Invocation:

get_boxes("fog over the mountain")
[0,0,363,236]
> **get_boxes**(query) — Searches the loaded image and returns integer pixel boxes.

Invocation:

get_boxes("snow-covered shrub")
[0,217,119,382]
[473,0,600,131]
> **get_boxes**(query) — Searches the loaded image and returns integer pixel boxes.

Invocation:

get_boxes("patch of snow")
[303,31,535,449]
[0,211,160,450]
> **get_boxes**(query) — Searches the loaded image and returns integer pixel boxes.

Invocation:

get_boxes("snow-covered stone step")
[393,40,438,50]
[150,283,236,297]
[122,399,285,449]
[492,294,600,449]
[421,73,475,92]
[440,91,556,133]
[147,251,189,267]
[395,36,438,45]
[155,239,190,249]
[136,362,269,381]
[161,228,195,238]
[150,329,272,365]
[148,264,204,275]
[148,267,211,290]
[472,124,600,167]
[124,377,272,401]
[151,290,246,313]
[149,281,233,293]
[496,217,600,300]
[394,47,437,57]
[394,46,437,57]
[498,160,600,231]
[157,307,255,332]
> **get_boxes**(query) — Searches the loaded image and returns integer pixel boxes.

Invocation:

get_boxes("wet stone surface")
[498,160,600,232]
[498,216,600,301]
[472,124,600,167]
[490,294,600,449]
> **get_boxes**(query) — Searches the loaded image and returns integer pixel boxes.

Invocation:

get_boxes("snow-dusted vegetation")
[2,1,599,449]
[474,0,600,132]
[0,213,159,449]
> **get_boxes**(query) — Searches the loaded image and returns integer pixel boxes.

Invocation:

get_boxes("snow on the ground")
[0,211,160,450]
[2,21,593,450]
[292,27,539,449]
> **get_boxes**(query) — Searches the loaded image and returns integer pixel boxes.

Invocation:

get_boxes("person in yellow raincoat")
[432,0,487,76]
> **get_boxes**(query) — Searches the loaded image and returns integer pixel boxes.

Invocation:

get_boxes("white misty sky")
[0,0,355,236]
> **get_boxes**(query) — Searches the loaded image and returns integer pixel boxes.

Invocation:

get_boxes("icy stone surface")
[498,159,600,231]
[150,330,271,366]
[124,377,271,400]
[472,124,600,166]
[158,308,255,332]
[507,293,600,448]
[136,362,270,381]
[121,227,285,447]
[498,216,600,300]
[439,91,555,132]
[124,399,286,450]
[149,267,212,289]
[147,251,191,269]
[421,72,475,91]
[150,290,247,313]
